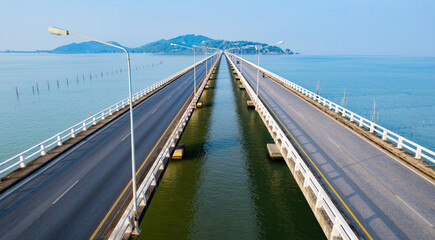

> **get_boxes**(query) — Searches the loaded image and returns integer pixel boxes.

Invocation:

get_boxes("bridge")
[0,53,221,239]
[226,52,435,240]
[0,50,434,240]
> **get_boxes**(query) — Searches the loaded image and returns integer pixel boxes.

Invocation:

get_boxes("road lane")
[229,54,435,240]
[0,54,220,240]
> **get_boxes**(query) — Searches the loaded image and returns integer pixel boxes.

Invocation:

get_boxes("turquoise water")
[0,53,206,162]
[242,55,435,150]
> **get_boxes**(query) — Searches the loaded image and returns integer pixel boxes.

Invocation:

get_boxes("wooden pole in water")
[371,100,376,122]
[47,81,50,90]
[15,86,19,97]
[32,85,35,94]
[36,83,39,92]
[341,88,346,107]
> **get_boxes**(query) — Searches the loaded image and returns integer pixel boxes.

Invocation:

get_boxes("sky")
[1,0,435,55]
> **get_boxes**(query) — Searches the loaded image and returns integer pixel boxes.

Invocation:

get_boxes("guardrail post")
[109,107,113,115]
[57,135,62,146]
[329,101,333,110]
[359,118,364,127]
[335,105,339,113]
[397,137,403,149]
[93,116,96,125]
[370,122,375,133]
[350,112,354,122]
[71,128,76,138]
[19,155,26,168]
[415,147,422,159]
[315,190,323,209]
[382,129,387,140]
[342,108,346,117]
[83,122,87,131]
[102,112,105,120]
[41,144,46,156]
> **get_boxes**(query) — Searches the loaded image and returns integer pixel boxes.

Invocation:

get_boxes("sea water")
[0,53,203,161]
[242,54,434,150]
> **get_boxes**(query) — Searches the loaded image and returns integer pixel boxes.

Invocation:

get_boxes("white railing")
[109,53,221,240]
[229,54,435,165]
[227,53,358,240]
[0,54,218,179]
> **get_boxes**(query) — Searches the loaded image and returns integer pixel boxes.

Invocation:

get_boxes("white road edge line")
[327,137,341,149]
[122,133,130,141]
[152,108,157,114]
[396,195,434,227]
[52,180,79,204]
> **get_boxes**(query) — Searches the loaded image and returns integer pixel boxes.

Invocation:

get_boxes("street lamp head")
[48,27,69,36]
[276,41,284,45]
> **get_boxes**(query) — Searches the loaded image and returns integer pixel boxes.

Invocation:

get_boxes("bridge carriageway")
[227,53,435,240]
[0,53,221,240]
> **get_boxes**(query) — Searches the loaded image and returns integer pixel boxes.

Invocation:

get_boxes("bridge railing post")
[57,135,62,146]
[415,146,422,159]
[40,144,46,156]
[382,129,388,141]
[369,122,375,133]
[397,137,403,149]
[19,155,26,168]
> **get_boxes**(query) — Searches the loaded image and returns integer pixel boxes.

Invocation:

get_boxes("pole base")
[131,227,141,236]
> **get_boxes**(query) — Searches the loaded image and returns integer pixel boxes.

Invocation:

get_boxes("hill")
[2,34,295,54]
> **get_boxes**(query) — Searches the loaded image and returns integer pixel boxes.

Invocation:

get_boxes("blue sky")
[1,0,434,55]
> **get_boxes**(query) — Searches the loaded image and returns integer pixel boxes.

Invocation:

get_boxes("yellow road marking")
[89,75,201,239]
[258,93,373,240]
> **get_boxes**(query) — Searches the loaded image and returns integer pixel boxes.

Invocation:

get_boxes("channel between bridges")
[0,53,221,240]
[226,53,435,240]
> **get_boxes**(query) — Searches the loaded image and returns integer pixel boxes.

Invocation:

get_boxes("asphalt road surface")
[0,54,220,240]
[228,54,435,240]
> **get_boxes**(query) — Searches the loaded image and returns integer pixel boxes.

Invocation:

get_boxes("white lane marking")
[396,195,434,227]
[327,137,341,149]
[167,95,172,100]
[297,112,305,119]
[52,180,79,204]
[151,108,157,114]
[122,133,130,141]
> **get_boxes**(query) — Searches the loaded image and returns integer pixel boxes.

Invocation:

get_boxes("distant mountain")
[51,41,127,54]
[1,34,295,54]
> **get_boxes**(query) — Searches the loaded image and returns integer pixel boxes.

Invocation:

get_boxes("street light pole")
[48,26,141,234]
[171,43,196,96]
[193,45,219,76]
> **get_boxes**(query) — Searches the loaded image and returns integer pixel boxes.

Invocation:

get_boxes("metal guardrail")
[230,54,435,165]
[109,53,221,240]
[0,55,217,178]
[226,53,358,240]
